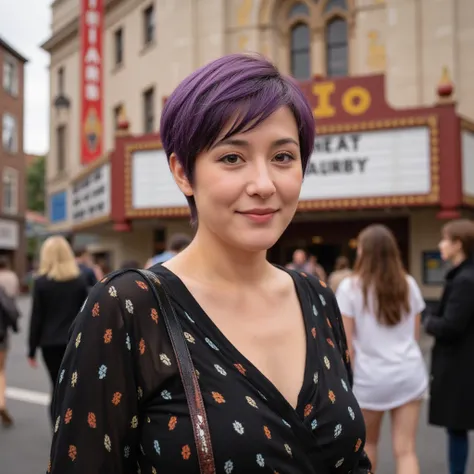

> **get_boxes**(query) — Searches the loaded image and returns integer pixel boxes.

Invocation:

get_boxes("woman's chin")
[229,231,282,254]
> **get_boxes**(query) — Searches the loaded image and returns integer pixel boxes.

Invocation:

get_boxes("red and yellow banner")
[80,0,104,165]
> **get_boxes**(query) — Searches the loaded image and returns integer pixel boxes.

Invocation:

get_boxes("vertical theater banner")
[80,0,104,165]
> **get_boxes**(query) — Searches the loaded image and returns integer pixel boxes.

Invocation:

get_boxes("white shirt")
[336,275,428,411]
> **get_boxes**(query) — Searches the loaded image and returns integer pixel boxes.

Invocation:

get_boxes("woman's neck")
[164,227,273,288]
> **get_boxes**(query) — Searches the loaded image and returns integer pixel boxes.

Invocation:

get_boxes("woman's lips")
[236,210,278,223]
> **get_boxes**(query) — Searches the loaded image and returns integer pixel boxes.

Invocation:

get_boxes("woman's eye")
[273,152,295,163]
[220,154,242,164]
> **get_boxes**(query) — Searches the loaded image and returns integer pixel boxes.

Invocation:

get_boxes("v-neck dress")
[46,265,372,474]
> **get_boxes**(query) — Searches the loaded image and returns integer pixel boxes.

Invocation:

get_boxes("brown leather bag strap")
[136,269,216,474]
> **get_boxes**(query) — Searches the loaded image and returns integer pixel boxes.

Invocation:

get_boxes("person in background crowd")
[74,247,98,288]
[328,256,352,293]
[28,236,88,425]
[0,256,19,427]
[336,224,427,474]
[95,256,111,278]
[285,248,309,272]
[307,254,327,282]
[424,219,474,474]
[47,53,372,473]
[145,233,192,268]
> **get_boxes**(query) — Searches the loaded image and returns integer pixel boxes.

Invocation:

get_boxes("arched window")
[288,2,310,18]
[324,0,347,13]
[326,18,348,77]
[290,23,311,79]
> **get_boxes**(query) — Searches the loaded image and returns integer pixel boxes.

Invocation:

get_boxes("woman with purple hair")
[47,53,372,473]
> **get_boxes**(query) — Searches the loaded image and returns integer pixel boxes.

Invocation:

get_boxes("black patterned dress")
[47,265,372,473]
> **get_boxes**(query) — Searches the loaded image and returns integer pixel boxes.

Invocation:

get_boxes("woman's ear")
[169,153,193,196]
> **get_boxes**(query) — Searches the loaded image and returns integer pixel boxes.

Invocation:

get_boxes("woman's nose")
[247,164,276,199]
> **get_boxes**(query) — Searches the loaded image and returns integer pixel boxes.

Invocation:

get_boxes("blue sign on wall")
[49,191,68,223]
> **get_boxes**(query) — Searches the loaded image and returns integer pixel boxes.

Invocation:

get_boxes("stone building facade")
[42,0,474,301]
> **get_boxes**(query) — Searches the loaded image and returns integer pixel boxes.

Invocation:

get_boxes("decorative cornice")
[0,36,28,63]
[41,0,127,52]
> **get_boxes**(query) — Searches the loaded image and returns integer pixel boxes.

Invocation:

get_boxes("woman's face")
[174,106,303,253]
[438,233,462,262]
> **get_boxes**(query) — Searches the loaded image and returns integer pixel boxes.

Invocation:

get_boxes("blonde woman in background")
[336,225,427,474]
[28,236,88,425]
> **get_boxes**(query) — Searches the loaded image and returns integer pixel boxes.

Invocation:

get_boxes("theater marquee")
[72,162,111,226]
[116,74,452,222]
[300,126,431,201]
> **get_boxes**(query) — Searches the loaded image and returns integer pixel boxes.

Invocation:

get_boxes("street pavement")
[1,296,473,473]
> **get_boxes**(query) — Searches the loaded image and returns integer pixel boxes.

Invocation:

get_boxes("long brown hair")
[354,224,409,326]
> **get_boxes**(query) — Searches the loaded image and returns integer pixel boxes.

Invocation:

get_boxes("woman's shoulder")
[287,267,337,304]
[335,273,357,292]
[405,273,419,288]
[79,269,165,323]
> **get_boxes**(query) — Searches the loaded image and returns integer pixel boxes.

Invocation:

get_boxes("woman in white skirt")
[336,224,427,474]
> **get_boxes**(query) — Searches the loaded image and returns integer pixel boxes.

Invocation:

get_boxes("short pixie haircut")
[160,53,315,221]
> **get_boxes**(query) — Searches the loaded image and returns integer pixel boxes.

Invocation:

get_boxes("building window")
[143,5,155,45]
[291,24,311,79]
[143,88,155,133]
[58,67,65,95]
[114,28,124,66]
[113,104,123,130]
[2,168,18,215]
[2,114,18,153]
[3,55,18,96]
[280,0,352,78]
[326,18,348,77]
[57,125,66,173]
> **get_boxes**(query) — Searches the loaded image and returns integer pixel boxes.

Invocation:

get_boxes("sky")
[0,0,51,155]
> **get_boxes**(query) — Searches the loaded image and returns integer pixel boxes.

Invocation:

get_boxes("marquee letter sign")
[80,0,104,165]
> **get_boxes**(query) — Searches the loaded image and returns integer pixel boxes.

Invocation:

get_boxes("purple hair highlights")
[160,53,315,220]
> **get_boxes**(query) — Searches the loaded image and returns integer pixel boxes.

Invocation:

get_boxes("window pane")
[289,3,310,18]
[326,18,347,44]
[291,23,310,50]
[144,89,154,133]
[144,6,155,44]
[291,24,310,79]
[3,58,17,96]
[324,0,347,13]
[292,51,311,79]
[327,45,348,76]
[3,62,12,89]
[326,19,348,77]
[2,114,17,153]
[115,29,123,64]
[2,170,17,214]
[57,126,66,172]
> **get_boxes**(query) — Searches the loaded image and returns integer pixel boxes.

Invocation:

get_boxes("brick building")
[42,0,474,303]
[0,36,27,278]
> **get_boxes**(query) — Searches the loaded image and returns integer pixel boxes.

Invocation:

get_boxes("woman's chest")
[185,291,308,410]
[138,335,365,474]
